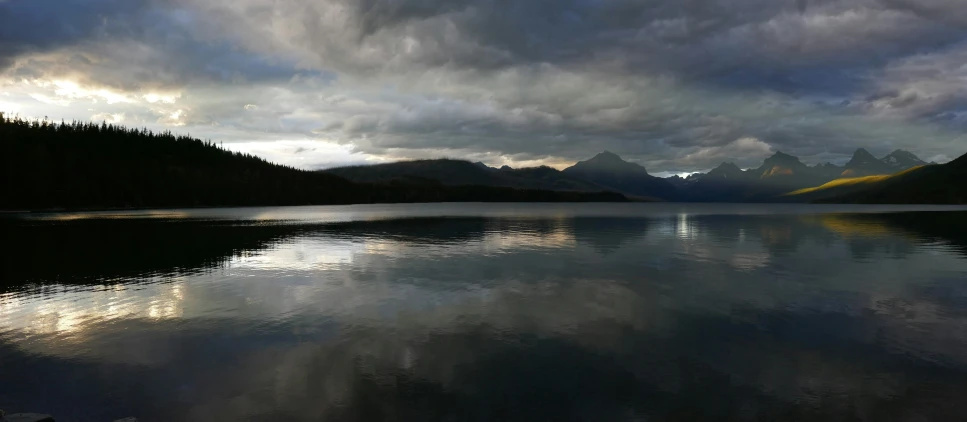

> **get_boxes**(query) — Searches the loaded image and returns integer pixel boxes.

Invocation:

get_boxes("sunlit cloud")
[1,0,966,171]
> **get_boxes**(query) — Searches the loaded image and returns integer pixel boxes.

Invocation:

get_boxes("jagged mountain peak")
[713,162,743,171]
[585,151,629,165]
[847,148,878,165]
[766,151,800,160]
[566,151,649,174]
[561,151,677,199]
[703,162,746,180]
[881,149,927,168]
[708,162,744,175]
[762,151,806,168]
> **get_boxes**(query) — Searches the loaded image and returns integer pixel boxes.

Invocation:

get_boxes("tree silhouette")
[0,113,625,210]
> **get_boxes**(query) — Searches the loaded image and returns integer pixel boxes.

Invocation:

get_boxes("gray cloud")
[0,0,151,66]
[2,0,967,172]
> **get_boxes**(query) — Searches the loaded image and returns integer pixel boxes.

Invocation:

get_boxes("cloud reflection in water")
[2,204,967,421]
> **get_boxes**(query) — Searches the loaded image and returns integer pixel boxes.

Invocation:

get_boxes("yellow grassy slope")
[785,166,924,197]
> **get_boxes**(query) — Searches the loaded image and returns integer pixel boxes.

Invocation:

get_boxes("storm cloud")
[1,0,966,172]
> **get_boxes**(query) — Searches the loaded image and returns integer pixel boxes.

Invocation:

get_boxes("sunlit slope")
[791,152,967,204]
[783,166,924,200]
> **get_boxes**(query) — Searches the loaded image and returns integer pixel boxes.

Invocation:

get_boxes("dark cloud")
[0,0,311,91]
[2,0,967,172]
[0,0,157,69]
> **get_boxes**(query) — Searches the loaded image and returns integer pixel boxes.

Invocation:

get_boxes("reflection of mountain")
[821,212,967,256]
[6,210,967,293]
[5,209,967,421]
[0,216,663,292]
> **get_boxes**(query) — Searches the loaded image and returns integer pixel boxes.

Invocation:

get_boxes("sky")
[1,0,966,174]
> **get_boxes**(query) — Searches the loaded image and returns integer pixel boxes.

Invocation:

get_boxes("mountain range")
[812,153,966,204]
[0,115,626,211]
[674,148,932,202]
[4,113,961,208]
[324,148,950,203]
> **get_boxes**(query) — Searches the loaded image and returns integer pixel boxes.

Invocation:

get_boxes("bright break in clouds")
[2,0,966,173]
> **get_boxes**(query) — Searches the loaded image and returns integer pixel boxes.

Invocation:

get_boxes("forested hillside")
[817,152,967,204]
[0,114,625,210]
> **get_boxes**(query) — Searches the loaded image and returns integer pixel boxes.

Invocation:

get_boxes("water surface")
[3,203,967,421]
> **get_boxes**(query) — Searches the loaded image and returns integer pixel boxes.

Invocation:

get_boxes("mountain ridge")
[675,148,932,202]
[4,110,953,206]
[816,153,966,204]
[561,152,677,199]
[0,115,629,210]
[324,148,936,203]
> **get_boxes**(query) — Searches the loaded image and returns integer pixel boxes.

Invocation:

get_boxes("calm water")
[3,203,967,421]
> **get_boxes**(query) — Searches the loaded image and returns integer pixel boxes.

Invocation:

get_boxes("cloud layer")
[2,0,966,171]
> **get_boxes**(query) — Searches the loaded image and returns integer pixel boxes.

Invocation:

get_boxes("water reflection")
[2,205,967,421]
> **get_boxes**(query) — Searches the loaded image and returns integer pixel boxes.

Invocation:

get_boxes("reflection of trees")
[5,210,967,289]
[0,216,656,291]
[5,210,966,294]
[4,210,967,420]
[0,219,317,290]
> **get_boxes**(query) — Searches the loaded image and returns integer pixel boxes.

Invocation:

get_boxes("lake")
[3,203,967,421]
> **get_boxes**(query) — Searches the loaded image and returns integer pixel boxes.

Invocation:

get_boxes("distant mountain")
[561,151,678,200]
[565,151,649,175]
[473,161,494,171]
[813,162,843,180]
[752,151,822,186]
[665,173,703,189]
[324,147,947,204]
[707,162,745,180]
[817,153,964,204]
[783,172,913,203]
[881,149,928,169]
[682,148,932,202]
[681,162,759,201]
[324,159,614,194]
[0,115,628,210]
[502,166,614,192]
[680,152,826,201]
[326,159,504,186]
[841,148,894,177]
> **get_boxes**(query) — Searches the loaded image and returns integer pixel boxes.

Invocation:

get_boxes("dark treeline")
[0,113,625,210]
